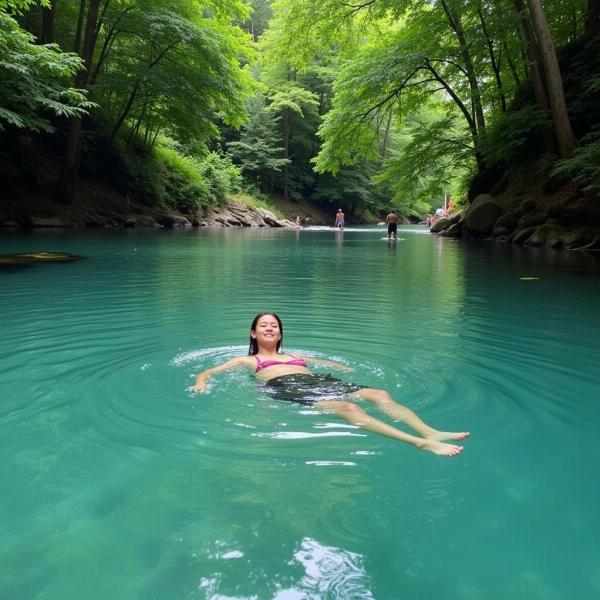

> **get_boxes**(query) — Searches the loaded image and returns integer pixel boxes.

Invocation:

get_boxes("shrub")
[198,152,242,203]
[154,145,211,211]
[552,131,600,195]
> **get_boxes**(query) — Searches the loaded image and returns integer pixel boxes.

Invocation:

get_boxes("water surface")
[1,226,599,599]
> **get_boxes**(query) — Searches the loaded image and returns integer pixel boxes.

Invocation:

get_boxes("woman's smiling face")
[251,314,281,345]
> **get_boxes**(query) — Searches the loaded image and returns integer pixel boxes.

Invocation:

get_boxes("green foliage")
[0,0,45,13]
[0,9,92,132]
[375,112,474,213]
[266,82,320,199]
[94,2,254,148]
[481,105,550,166]
[227,93,289,187]
[198,151,242,203]
[312,33,430,174]
[240,0,273,41]
[154,144,212,211]
[553,131,600,194]
[267,84,320,118]
[5,0,597,218]
[231,191,284,218]
[311,164,377,215]
[112,141,243,212]
[260,0,363,71]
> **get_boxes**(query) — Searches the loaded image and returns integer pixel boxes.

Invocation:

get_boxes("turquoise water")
[1,226,600,599]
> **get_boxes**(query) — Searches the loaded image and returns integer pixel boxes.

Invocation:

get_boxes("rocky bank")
[431,187,600,251]
[0,191,302,230]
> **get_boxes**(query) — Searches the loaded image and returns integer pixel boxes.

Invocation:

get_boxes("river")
[1,226,599,599]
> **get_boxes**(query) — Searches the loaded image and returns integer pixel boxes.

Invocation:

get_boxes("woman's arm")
[298,354,354,372]
[188,356,253,392]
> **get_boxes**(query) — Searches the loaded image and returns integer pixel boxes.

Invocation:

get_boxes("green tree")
[267,83,319,200]
[54,0,101,204]
[0,7,90,132]
[227,93,290,191]
[49,0,253,202]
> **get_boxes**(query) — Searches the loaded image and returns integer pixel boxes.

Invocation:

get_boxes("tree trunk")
[40,0,56,44]
[440,0,486,158]
[526,0,576,157]
[90,6,133,85]
[109,80,142,143]
[426,61,484,169]
[586,0,600,37]
[477,6,506,112]
[74,0,86,53]
[513,0,555,154]
[55,0,101,204]
[380,109,393,157]
[282,110,291,201]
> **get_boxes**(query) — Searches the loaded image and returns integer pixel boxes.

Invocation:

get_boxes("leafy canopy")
[0,9,93,132]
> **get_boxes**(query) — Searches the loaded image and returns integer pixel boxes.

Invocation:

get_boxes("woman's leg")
[314,400,464,456]
[348,388,470,442]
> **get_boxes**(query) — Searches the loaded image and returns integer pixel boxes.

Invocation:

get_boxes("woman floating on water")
[189,312,469,456]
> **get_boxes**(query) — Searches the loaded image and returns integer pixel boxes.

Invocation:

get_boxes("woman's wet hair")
[248,312,283,355]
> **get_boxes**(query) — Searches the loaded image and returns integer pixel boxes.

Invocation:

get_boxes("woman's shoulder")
[225,355,256,367]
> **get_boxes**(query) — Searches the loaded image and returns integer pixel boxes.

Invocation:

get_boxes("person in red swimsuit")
[189,312,469,456]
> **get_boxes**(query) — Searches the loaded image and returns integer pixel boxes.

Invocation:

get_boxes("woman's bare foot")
[425,430,470,442]
[420,439,464,456]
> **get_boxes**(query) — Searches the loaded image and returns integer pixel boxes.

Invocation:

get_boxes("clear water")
[1,226,599,600]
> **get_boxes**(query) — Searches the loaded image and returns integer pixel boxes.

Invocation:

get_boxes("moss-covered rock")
[563,228,600,249]
[493,212,520,236]
[512,227,537,245]
[525,224,568,247]
[464,194,503,235]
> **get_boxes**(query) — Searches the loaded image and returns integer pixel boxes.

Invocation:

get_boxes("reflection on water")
[197,537,373,600]
[1,227,600,599]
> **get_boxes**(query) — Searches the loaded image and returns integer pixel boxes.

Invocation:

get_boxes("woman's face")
[251,314,281,345]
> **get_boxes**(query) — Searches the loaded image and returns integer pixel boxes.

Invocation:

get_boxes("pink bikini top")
[254,353,308,372]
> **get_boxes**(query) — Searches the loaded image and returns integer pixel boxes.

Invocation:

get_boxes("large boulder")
[492,212,519,237]
[430,217,450,233]
[157,214,192,228]
[228,201,264,227]
[463,194,503,235]
[525,224,568,248]
[440,220,464,238]
[256,208,289,227]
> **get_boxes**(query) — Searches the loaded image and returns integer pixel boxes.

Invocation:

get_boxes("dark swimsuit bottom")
[262,373,363,406]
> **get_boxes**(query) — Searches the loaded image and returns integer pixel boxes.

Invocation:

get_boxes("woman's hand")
[187,381,208,393]
[188,356,250,394]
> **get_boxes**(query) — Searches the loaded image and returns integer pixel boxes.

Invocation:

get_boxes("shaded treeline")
[1,0,599,222]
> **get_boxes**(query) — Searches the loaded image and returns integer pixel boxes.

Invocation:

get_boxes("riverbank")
[0,174,332,230]
[430,184,600,251]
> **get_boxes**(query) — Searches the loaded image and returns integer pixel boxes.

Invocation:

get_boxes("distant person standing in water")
[385,211,399,240]
[335,209,345,230]
[295,215,301,227]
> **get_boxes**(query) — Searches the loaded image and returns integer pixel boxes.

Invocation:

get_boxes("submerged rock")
[0,252,83,266]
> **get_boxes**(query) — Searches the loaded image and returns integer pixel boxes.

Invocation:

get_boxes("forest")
[1,0,599,224]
